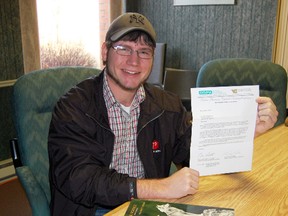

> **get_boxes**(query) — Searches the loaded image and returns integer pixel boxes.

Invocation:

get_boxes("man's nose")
[127,50,140,64]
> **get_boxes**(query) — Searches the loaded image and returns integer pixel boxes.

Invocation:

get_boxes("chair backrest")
[197,58,287,127]
[12,66,101,203]
[164,68,198,100]
[146,43,167,88]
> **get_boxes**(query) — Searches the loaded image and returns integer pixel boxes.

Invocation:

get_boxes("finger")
[258,107,278,121]
[258,100,275,111]
[259,103,277,114]
[256,96,272,104]
[257,97,277,111]
[259,114,277,125]
[189,183,198,194]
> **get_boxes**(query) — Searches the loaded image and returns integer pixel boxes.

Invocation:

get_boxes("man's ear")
[101,42,108,62]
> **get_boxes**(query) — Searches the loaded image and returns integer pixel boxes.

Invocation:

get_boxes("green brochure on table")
[125,199,234,216]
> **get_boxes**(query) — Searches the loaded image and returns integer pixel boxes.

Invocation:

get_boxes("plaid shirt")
[103,72,145,178]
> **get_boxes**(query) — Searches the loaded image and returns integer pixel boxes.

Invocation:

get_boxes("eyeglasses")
[111,45,154,59]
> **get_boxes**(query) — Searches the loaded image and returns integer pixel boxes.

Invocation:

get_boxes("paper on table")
[190,85,259,176]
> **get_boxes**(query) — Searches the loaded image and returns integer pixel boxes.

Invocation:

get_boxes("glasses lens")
[138,50,153,59]
[115,46,130,56]
[113,46,153,59]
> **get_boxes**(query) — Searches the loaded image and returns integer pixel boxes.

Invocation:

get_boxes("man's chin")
[120,79,145,91]
[122,83,142,92]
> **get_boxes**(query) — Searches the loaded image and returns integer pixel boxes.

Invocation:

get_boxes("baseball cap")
[105,12,156,45]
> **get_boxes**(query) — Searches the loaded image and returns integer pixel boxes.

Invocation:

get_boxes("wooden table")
[106,124,288,216]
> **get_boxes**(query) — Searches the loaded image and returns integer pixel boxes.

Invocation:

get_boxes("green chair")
[10,66,101,216]
[197,58,287,127]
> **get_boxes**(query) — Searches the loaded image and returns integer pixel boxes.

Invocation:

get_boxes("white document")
[190,85,259,176]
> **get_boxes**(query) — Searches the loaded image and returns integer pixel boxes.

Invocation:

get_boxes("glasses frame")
[111,45,154,59]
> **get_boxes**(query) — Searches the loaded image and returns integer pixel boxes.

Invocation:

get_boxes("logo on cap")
[129,14,145,25]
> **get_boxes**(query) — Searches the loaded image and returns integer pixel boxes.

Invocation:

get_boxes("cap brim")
[110,27,156,44]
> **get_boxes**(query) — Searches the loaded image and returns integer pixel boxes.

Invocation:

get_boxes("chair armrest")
[16,166,50,216]
[9,138,22,168]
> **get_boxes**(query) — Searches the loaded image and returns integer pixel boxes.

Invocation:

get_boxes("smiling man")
[48,12,278,216]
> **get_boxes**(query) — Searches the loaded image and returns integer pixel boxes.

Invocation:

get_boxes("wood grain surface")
[106,124,288,216]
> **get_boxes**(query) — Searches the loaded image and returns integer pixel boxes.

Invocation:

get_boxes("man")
[48,12,278,216]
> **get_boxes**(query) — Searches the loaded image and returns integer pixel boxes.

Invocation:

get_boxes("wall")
[273,0,288,107]
[126,0,278,71]
[19,0,41,73]
[99,0,122,68]
[0,0,42,162]
[0,0,24,161]
[274,0,288,71]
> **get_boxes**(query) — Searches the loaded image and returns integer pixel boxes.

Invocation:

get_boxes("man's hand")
[255,97,278,137]
[161,167,199,198]
[137,167,199,199]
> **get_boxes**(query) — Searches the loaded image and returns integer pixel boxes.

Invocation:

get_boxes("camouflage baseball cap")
[105,12,156,44]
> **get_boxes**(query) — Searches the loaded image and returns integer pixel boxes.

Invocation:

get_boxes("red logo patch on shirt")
[152,140,161,153]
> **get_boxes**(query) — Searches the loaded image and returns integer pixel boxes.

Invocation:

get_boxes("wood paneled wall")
[273,0,288,107]
[273,0,288,71]
[126,0,278,71]
[19,0,41,73]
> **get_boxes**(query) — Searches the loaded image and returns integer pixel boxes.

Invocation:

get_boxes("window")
[37,0,108,69]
